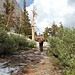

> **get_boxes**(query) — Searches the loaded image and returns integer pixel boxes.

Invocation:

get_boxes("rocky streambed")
[0,48,47,75]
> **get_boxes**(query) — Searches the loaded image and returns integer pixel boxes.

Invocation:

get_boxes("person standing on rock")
[36,34,46,52]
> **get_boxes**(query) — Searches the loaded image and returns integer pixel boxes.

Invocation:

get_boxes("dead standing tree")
[31,5,38,40]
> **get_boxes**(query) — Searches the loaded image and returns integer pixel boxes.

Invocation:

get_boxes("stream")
[0,63,19,75]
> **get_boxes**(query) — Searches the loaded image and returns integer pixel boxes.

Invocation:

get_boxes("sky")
[16,0,75,34]
[16,0,34,8]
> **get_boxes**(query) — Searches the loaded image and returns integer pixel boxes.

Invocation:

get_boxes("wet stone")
[34,51,41,55]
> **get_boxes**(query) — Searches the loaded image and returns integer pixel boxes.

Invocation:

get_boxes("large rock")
[0,0,21,17]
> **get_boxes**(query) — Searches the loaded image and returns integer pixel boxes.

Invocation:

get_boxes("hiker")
[36,34,46,52]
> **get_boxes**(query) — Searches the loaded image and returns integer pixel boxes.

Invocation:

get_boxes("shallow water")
[0,62,20,75]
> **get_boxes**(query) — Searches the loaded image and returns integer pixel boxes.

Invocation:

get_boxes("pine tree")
[43,27,52,38]
[3,0,15,31]
[0,14,6,30]
[15,16,20,33]
[21,0,32,37]
[51,21,58,36]
[3,0,10,15]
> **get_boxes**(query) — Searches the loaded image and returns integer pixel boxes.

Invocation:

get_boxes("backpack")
[40,38,44,41]
[35,36,45,42]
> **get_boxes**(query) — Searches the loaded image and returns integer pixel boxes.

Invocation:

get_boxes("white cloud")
[27,0,69,33]
[16,0,20,3]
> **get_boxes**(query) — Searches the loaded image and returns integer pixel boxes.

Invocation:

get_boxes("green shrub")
[0,31,27,54]
[0,30,37,55]
[28,40,36,48]
[47,27,75,75]
[10,34,29,50]
[0,30,17,54]
[0,30,8,54]
[47,36,63,58]
[3,36,17,54]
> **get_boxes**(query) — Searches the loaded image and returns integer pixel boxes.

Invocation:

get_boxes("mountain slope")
[0,0,21,17]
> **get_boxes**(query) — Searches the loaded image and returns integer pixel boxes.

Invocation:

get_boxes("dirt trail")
[11,49,62,75]
[22,50,62,75]
[22,42,62,75]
